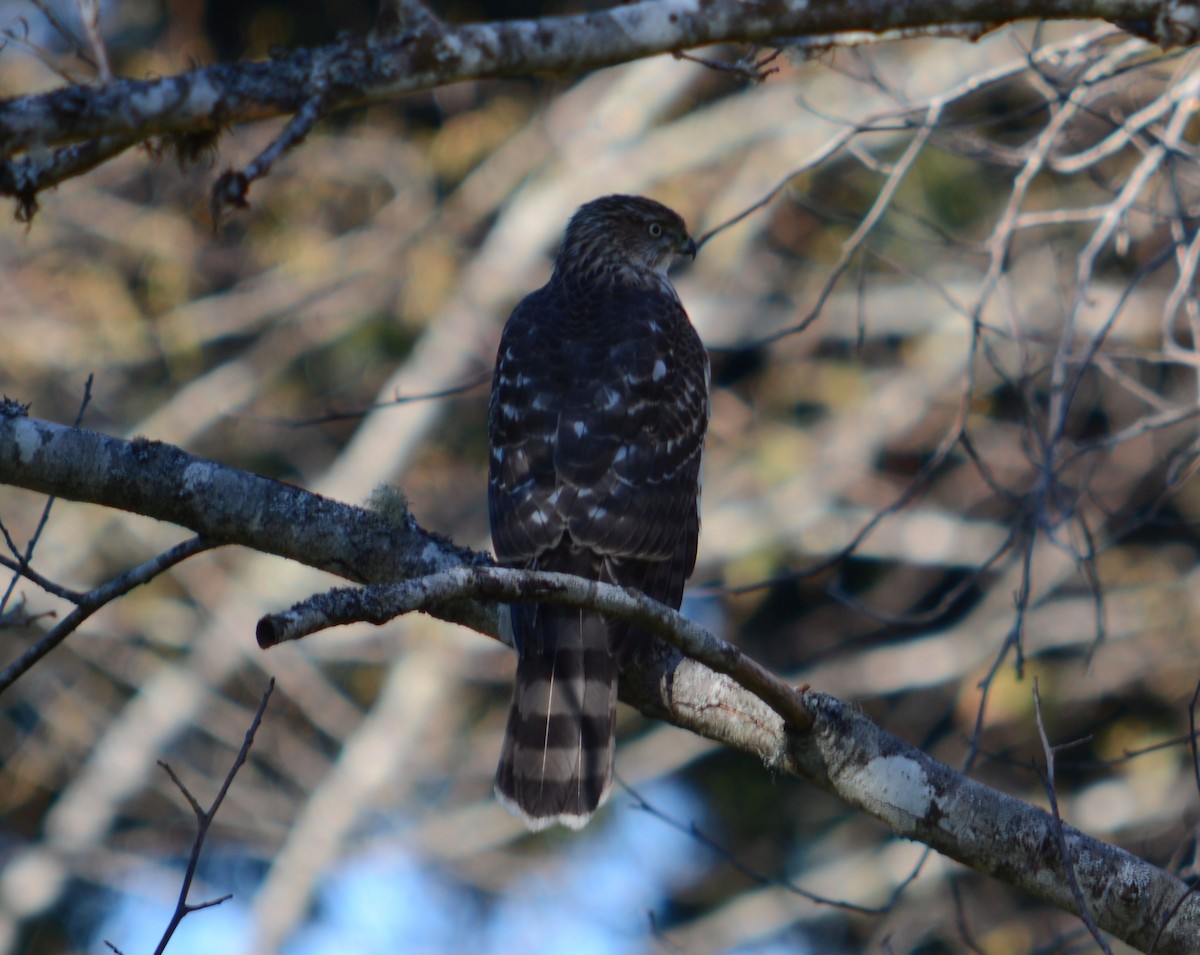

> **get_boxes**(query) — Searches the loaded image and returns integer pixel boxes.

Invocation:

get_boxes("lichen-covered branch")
[0,402,495,636]
[255,566,814,733]
[2,405,1198,952]
[1,1,1195,212]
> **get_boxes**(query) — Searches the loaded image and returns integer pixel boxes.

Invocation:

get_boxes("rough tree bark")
[2,0,1199,216]
[4,3,1200,950]
[2,405,1197,954]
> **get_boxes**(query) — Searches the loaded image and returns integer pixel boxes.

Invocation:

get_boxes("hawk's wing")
[488,281,708,595]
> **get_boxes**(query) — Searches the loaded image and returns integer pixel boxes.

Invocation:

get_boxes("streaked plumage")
[488,195,709,830]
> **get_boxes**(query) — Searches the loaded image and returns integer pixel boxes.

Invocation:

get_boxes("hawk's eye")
[648,222,663,238]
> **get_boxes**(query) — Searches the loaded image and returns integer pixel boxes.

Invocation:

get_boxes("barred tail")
[494,604,617,830]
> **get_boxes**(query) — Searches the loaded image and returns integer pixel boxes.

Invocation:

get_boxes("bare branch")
[0,535,218,694]
[209,33,354,219]
[624,782,928,915]
[7,11,1200,948]
[2,1,1196,200]
[1033,677,1115,955]
[0,407,496,633]
[0,379,91,613]
[3,408,1199,951]
[0,132,138,222]
[76,0,111,81]
[131,680,275,955]
[255,565,814,734]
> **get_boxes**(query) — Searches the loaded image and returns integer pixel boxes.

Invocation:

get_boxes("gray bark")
[2,406,1197,954]
[2,1,1197,209]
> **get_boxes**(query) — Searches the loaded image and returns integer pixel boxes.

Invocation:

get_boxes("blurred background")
[2,2,1199,952]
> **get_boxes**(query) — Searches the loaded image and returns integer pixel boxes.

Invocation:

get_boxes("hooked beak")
[681,236,698,261]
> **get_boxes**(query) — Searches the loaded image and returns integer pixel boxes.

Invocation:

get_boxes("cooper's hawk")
[488,195,709,830]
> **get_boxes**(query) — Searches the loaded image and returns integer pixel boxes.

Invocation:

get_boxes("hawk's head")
[555,194,697,286]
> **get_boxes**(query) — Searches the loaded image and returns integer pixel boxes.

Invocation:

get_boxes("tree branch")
[0,535,217,694]
[1,1,1195,209]
[255,566,814,733]
[148,680,273,955]
[2,406,1198,951]
[1033,677,1114,955]
[0,401,495,635]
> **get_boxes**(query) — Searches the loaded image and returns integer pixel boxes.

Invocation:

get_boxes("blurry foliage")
[1,3,1200,955]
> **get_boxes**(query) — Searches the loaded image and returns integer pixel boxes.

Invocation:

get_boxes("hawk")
[488,194,710,830]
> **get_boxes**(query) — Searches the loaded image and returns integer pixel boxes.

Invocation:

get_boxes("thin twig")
[1033,677,1114,955]
[76,0,111,81]
[963,523,1035,774]
[622,778,926,914]
[127,679,276,955]
[0,376,91,613]
[244,372,490,428]
[0,536,218,695]
[671,47,780,83]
